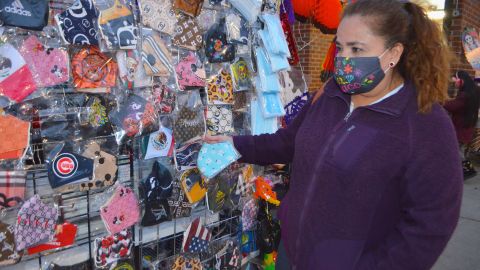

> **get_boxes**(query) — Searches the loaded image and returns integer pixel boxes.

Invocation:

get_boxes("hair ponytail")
[343,0,453,113]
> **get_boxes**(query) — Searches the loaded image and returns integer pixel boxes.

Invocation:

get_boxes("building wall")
[444,0,479,74]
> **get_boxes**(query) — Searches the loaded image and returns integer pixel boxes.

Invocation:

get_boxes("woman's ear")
[389,43,404,66]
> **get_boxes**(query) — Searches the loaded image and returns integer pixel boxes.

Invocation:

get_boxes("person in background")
[206,0,463,269]
[444,70,480,179]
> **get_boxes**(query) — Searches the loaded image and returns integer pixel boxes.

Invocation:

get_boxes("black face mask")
[0,0,49,30]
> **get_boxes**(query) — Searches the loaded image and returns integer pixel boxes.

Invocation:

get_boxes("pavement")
[433,173,480,270]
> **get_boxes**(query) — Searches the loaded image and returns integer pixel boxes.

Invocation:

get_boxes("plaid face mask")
[0,171,26,209]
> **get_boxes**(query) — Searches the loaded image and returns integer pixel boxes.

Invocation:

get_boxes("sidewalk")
[433,174,480,270]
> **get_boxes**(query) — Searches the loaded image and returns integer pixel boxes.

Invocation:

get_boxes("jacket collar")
[323,79,415,117]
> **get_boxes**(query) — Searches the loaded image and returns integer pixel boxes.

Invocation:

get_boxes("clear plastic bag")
[173,90,206,146]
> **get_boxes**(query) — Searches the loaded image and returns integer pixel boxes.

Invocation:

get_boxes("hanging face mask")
[0,43,37,103]
[139,0,178,36]
[0,0,49,31]
[206,172,235,212]
[180,168,207,203]
[79,142,117,191]
[0,171,26,209]
[94,229,133,268]
[171,256,202,270]
[334,50,390,95]
[197,141,241,179]
[205,19,236,63]
[259,92,286,118]
[254,48,281,93]
[228,0,262,24]
[225,13,249,45]
[97,0,138,50]
[207,69,234,105]
[142,126,175,159]
[55,0,99,45]
[19,36,70,88]
[72,46,118,91]
[46,146,94,190]
[206,105,234,135]
[15,195,58,250]
[242,198,258,231]
[27,222,77,255]
[100,185,140,234]
[174,140,202,170]
[0,222,22,266]
[175,52,206,90]
[173,106,205,145]
[182,217,212,253]
[116,50,152,89]
[173,0,204,17]
[141,30,174,77]
[139,161,173,226]
[231,57,253,91]
[168,180,192,219]
[0,114,30,160]
[172,16,203,51]
[152,83,176,114]
[251,99,278,135]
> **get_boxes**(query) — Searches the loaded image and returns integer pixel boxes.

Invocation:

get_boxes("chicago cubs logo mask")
[46,145,94,190]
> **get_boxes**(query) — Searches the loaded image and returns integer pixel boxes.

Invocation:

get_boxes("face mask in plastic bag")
[210,240,241,269]
[141,30,174,77]
[19,36,69,88]
[173,106,205,145]
[228,0,262,24]
[139,0,177,36]
[259,13,290,57]
[139,161,174,226]
[235,170,251,197]
[197,8,217,31]
[79,142,117,191]
[0,43,37,103]
[251,99,278,135]
[0,222,22,266]
[171,255,202,270]
[109,94,157,138]
[0,114,30,160]
[168,180,192,218]
[172,15,203,51]
[0,171,25,209]
[175,52,206,90]
[206,173,235,213]
[182,217,212,253]
[285,91,310,126]
[55,0,99,45]
[225,13,249,45]
[254,48,280,93]
[173,0,204,17]
[117,50,152,89]
[100,185,140,234]
[98,0,138,50]
[46,146,94,190]
[258,31,290,72]
[79,95,115,138]
[174,140,201,170]
[27,222,77,255]
[180,168,207,203]
[152,83,176,114]
[242,198,258,231]
[142,126,174,159]
[15,195,58,250]
[197,142,241,179]
[206,105,234,135]
[94,229,133,268]
[281,13,299,65]
[259,92,286,118]
[0,0,49,30]
[231,57,253,91]
[207,69,234,105]
[72,46,118,91]
[205,19,236,63]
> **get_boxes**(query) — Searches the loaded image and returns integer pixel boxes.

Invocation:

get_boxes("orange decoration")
[292,0,343,34]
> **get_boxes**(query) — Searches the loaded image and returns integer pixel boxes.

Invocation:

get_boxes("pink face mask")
[175,52,206,90]
[100,185,140,234]
[0,43,37,102]
[19,36,69,88]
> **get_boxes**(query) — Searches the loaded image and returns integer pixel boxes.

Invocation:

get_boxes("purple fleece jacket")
[234,80,463,270]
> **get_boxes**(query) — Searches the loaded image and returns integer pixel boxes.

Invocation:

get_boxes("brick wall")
[292,21,334,91]
[444,0,480,74]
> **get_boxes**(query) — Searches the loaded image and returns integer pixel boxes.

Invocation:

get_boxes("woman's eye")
[352,47,362,53]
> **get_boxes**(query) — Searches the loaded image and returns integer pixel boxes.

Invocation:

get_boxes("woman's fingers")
[203,135,233,144]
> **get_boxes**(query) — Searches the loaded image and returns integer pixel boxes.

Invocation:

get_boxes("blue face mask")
[333,50,390,95]
[55,0,99,45]
[255,47,281,93]
[251,99,279,135]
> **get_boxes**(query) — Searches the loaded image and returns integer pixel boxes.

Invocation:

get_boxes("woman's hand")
[203,134,233,144]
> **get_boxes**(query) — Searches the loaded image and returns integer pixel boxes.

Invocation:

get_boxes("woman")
[444,71,480,179]
[206,0,462,269]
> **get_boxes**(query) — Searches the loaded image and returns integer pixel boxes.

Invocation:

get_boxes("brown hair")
[329,0,452,113]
